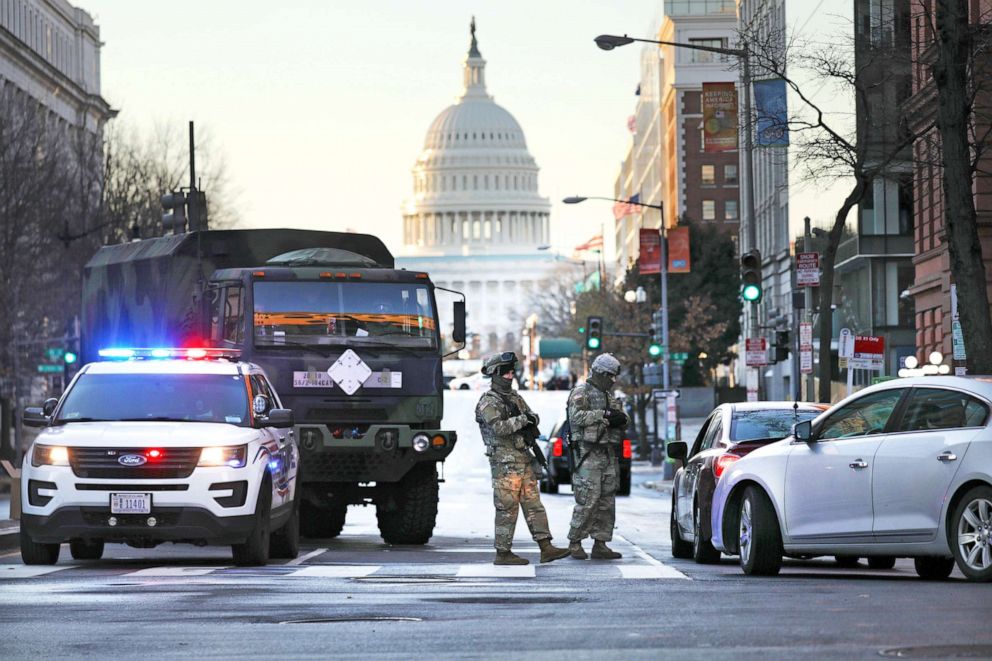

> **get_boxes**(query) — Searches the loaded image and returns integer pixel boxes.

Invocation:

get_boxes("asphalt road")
[1,391,990,660]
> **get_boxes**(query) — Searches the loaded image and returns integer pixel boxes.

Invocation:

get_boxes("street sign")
[746,368,759,402]
[800,350,813,374]
[671,352,688,362]
[838,328,854,359]
[952,320,967,361]
[37,364,62,374]
[45,347,65,361]
[797,252,820,287]
[745,338,767,366]
[850,334,885,371]
[652,389,680,399]
[799,322,813,374]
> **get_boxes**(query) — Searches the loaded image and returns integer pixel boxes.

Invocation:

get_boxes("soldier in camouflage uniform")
[567,353,629,560]
[475,352,570,566]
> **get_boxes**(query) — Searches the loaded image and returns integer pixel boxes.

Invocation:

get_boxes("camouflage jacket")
[568,382,624,445]
[475,389,539,464]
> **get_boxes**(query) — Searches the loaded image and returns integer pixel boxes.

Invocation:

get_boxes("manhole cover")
[429,596,580,605]
[880,646,992,658]
[280,616,423,625]
[355,576,454,584]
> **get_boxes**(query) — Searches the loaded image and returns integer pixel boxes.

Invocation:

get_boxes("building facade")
[906,0,992,367]
[397,22,567,358]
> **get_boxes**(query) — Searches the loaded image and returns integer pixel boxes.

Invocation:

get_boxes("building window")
[725,164,738,184]
[702,200,716,221]
[701,165,715,185]
[725,200,738,220]
[688,38,728,63]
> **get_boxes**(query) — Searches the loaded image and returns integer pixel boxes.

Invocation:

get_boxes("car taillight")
[713,453,740,479]
[622,439,632,459]
[551,438,563,457]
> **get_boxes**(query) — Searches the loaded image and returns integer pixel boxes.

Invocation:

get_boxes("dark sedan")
[668,402,826,563]
[538,418,632,496]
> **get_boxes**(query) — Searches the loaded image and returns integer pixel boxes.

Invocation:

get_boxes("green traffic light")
[648,344,662,357]
[742,284,762,302]
[64,351,78,364]
[578,327,585,334]
[587,337,601,350]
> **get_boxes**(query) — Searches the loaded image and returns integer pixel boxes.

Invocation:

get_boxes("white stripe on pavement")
[614,533,690,580]
[618,564,690,580]
[289,565,379,577]
[456,563,535,578]
[126,566,226,577]
[0,564,71,578]
[286,547,327,566]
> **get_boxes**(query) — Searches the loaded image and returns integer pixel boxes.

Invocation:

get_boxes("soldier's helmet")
[481,351,518,377]
[591,353,621,376]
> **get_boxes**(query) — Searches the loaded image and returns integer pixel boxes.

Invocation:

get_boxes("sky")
[83,0,853,259]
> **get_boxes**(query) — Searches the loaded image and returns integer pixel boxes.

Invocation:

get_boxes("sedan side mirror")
[264,408,295,429]
[23,407,49,428]
[667,441,688,464]
[793,419,813,442]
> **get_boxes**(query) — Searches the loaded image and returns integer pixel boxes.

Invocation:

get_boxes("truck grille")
[69,447,200,479]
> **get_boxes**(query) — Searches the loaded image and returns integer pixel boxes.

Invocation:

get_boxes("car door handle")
[937,451,958,462]
[849,459,868,469]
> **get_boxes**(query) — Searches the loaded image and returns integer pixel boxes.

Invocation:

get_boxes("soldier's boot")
[537,539,570,563]
[591,540,622,560]
[493,550,530,566]
[568,541,588,560]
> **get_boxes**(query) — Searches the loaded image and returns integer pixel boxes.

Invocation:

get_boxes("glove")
[525,412,539,426]
[605,409,627,428]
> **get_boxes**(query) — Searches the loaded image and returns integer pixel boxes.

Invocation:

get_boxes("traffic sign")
[745,338,767,366]
[37,364,62,373]
[838,328,854,359]
[797,252,820,287]
[45,347,64,361]
[850,334,885,371]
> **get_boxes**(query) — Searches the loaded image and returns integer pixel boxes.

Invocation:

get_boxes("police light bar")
[98,348,243,361]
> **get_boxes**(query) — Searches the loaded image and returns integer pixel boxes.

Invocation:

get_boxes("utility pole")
[804,216,815,401]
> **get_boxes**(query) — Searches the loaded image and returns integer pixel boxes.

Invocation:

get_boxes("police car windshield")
[253,281,437,350]
[55,373,250,426]
[730,408,820,442]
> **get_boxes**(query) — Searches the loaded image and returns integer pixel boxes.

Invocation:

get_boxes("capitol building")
[396,21,569,357]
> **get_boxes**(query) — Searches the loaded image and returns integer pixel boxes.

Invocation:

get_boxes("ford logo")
[118,454,147,466]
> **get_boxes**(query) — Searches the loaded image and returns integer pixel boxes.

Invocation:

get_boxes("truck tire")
[21,532,60,565]
[232,479,272,566]
[376,463,439,545]
[270,492,301,560]
[70,538,105,561]
[300,500,347,539]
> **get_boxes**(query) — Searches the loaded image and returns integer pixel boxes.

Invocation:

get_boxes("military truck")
[81,229,464,544]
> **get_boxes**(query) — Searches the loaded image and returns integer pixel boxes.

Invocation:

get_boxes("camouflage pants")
[568,446,618,542]
[490,461,552,552]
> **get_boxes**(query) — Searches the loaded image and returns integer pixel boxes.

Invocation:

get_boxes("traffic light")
[740,249,762,303]
[161,191,187,234]
[773,329,790,363]
[651,309,663,344]
[187,190,208,231]
[648,342,662,358]
[586,316,603,351]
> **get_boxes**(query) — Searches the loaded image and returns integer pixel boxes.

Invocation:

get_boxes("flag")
[612,193,641,221]
[575,234,604,252]
[627,115,637,133]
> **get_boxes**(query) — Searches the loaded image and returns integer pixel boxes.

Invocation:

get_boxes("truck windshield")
[253,281,437,350]
[55,373,250,426]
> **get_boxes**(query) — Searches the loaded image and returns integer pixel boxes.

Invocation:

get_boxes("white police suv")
[20,348,299,566]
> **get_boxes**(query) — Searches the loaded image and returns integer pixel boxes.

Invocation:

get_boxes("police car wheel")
[233,478,272,566]
[270,492,301,560]
[69,538,105,561]
[20,531,60,566]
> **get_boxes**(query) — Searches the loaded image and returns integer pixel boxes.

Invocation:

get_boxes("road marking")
[456,563,535,578]
[286,548,327,565]
[618,565,689,580]
[614,533,690,580]
[289,565,379,577]
[0,564,70,578]
[125,566,226,577]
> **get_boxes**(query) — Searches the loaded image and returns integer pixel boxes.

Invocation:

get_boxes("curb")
[0,523,19,553]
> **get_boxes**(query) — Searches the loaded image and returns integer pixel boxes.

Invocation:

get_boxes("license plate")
[111,492,151,514]
[293,371,334,388]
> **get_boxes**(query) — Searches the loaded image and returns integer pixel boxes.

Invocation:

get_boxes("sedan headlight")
[31,444,70,467]
[198,445,247,468]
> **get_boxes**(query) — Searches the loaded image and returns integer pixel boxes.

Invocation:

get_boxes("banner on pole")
[754,78,790,146]
[667,226,691,273]
[639,229,661,275]
[702,82,739,152]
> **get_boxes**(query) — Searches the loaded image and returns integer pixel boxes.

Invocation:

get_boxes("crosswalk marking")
[289,565,379,577]
[126,566,227,577]
[0,564,71,578]
[619,564,689,580]
[614,533,690,580]
[456,564,535,578]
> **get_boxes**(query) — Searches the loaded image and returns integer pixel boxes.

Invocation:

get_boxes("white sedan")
[711,376,992,581]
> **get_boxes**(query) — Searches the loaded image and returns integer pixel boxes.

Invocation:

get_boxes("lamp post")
[593,33,761,392]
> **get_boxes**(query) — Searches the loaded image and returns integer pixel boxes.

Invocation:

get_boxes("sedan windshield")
[56,373,249,426]
[730,409,820,442]
[253,281,437,350]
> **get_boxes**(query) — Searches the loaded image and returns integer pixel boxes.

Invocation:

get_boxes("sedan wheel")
[670,500,693,560]
[739,486,782,576]
[867,556,896,570]
[951,486,992,582]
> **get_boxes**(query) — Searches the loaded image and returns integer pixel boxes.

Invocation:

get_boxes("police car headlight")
[198,445,247,468]
[412,434,430,453]
[31,444,69,467]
